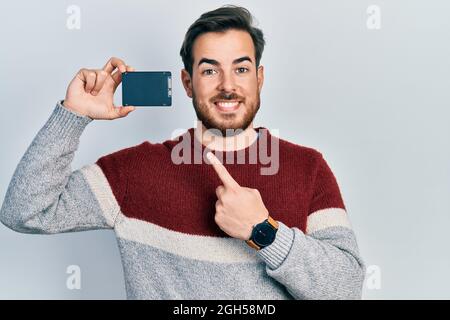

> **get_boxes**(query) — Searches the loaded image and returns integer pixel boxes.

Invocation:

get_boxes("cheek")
[195,77,217,92]
[239,79,258,94]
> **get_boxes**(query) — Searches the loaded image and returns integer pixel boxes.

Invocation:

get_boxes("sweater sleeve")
[0,101,124,234]
[257,152,366,300]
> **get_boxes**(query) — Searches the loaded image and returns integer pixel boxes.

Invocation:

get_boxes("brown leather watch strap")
[267,215,279,230]
[246,239,260,250]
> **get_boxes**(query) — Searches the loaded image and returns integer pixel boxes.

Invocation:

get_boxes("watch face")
[253,223,276,247]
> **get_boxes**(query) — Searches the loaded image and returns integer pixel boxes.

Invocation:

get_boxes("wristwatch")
[246,215,279,250]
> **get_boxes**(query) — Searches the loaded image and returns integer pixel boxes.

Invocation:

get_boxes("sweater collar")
[187,126,271,156]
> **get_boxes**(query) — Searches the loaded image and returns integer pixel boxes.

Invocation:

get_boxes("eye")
[202,69,217,75]
[237,67,249,73]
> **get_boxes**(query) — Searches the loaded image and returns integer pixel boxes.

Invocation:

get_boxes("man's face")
[181,29,264,136]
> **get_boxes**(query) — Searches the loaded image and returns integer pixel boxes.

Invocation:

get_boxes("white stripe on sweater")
[80,164,120,227]
[114,212,258,263]
[306,208,351,235]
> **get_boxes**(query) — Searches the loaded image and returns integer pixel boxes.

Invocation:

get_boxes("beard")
[192,90,260,137]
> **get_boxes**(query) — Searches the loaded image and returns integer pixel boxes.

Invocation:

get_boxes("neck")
[194,121,258,152]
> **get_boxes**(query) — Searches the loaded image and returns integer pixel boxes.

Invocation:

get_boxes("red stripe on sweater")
[96,127,345,237]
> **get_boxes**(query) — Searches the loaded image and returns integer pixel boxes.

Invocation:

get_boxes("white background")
[0,0,449,299]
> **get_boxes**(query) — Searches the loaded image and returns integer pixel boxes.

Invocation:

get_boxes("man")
[0,5,365,299]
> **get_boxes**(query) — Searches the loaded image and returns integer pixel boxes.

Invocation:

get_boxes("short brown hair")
[180,5,266,76]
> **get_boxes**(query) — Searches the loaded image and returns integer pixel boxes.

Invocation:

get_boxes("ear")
[181,69,193,98]
[257,65,264,92]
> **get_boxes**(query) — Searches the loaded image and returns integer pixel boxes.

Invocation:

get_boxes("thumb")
[112,106,136,119]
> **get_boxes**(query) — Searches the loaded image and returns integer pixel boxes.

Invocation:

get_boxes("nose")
[217,70,237,93]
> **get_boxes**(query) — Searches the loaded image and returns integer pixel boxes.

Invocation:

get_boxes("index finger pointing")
[206,152,240,190]
[103,57,127,74]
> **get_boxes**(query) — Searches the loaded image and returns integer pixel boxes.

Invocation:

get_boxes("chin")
[214,122,250,136]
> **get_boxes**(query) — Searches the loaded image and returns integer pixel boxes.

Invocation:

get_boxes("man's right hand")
[63,57,136,120]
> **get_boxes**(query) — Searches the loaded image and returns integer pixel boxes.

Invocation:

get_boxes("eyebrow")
[197,56,253,67]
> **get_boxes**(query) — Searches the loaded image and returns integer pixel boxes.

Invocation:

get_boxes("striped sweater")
[0,100,365,299]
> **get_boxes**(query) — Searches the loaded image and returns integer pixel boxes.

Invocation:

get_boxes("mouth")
[213,101,242,113]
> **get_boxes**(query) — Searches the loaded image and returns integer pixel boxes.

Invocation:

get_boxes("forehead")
[192,29,255,65]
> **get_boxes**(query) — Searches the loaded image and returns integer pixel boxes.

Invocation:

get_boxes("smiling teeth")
[216,102,239,108]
